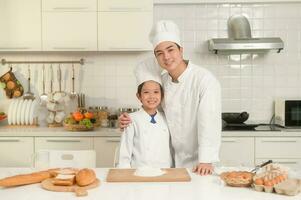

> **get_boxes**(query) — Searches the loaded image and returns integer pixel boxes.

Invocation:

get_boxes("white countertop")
[0,168,300,200]
[0,126,122,137]
[0,125,300,137]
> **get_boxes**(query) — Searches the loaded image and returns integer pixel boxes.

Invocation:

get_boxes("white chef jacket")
[118,108,172,168]
[161,61,221,167]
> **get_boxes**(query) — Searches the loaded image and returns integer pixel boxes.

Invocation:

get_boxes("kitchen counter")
[0,126,121,137]
[0,168,300,200]
[0,125,300,137]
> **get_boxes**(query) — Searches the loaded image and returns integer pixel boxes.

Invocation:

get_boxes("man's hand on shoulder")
[192,163,213,176]
[118,112,132,131]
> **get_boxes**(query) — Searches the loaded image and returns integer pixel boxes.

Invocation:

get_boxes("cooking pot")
[222,111,249,124]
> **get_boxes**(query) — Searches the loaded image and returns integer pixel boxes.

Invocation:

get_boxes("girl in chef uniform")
[118,67,172,168]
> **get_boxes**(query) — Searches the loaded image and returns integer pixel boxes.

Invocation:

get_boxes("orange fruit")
[72,111,84,122]
[84,112,94,119]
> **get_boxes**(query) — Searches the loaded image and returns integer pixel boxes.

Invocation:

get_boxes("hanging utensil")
[40,64,48,105]
[70,64,77,99]
[23,65,35,100]
[53,64,66,102]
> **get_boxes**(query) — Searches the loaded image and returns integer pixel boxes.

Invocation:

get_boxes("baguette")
[0,170,52,187]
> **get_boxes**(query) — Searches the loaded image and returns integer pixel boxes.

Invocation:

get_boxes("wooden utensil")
[41,178,100,197]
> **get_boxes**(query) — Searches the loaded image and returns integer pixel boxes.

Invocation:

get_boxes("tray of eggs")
[252,163,301,196]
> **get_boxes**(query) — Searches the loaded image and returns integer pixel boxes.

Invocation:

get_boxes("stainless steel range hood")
[208,15,284,54]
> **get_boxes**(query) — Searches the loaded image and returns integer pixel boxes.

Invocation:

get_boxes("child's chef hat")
[134,57,162,86]
[149,20,182,49]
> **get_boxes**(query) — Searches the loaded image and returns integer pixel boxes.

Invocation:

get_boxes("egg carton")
[252,163,301,196]
[253,179,301,196]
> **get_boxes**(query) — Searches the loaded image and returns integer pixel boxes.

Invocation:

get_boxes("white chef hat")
[149,20,182,49]
[134,57,163,86]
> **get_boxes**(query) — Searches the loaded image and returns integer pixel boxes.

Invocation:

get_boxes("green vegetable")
[0,112,5,115]
[79,119,93,128]
[0,82,6,89]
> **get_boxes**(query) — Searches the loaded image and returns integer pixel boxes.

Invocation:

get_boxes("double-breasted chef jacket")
[161,61,221,168]
[118,108,172,168]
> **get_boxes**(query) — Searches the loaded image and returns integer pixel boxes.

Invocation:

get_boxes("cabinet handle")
[52,47,86,50]
[108,47,146,50]
[261,140,297,143]
[108,7,143,11]
[52,7,89,10]
[0,139,20,142]
[275,161,298,164]
[0,47,30,50]
[106,138,120,142]
[46,139,81,143]
[222,139,237,143]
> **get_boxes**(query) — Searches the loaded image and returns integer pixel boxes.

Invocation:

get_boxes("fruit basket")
[63,122,94,131]
[63,111,96,131]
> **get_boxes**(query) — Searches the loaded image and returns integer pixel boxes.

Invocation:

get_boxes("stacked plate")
[7,99,38,125]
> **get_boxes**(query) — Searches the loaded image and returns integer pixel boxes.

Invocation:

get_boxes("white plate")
[12,100,21,125]
[29,100,38,125]
[25,100,33,125]
[8,100,16,125]
[20,99,28,125]
[16,99,24,125]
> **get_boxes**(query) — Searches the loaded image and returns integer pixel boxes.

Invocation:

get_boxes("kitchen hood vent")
[208,15,284,54]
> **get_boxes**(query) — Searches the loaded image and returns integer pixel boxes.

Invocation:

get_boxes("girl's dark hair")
[137,81,164,98]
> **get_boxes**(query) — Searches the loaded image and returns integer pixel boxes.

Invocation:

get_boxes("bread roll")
[75,169,96,186]
[0,170,51,187]
[52,174,75,186]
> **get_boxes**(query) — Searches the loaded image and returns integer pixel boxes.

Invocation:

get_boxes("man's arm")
[195,77,222,175]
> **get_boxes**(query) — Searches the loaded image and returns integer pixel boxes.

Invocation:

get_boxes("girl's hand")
[192,163,213,176]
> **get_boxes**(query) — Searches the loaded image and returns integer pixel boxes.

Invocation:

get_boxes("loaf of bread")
[0,170,52,187]
[75,169,96,186]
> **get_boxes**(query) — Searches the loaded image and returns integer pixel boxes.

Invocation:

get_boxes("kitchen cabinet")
[255,137,301,170]
[98,12,153,51]
[99,0,152,11]
[0,137,34,167]
[0,0,41,51]
[35,137,94,151]
[42,12,97,51]
[219,137,254,166]
[94,137,120,167]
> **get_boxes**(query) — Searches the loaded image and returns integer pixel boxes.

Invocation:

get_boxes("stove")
[222,123,281,131]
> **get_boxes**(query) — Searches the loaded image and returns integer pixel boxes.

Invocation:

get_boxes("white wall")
[1,2,301,123]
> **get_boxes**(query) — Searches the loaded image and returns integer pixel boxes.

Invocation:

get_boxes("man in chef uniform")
[121,20,221,175]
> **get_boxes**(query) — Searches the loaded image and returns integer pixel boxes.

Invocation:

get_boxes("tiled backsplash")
[1,2,301,123]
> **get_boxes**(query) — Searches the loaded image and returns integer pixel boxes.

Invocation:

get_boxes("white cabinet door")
[42,12,97,51]
[256,158,301,171]
[0,0,41,51]
[98,12,152,51]
[219,137,254,167]
[99,0,152,11]
[256,137,301,159]
[0,137,34,167]
[35,137,94,150]
[94,137,120,167]
[42,0,97,11]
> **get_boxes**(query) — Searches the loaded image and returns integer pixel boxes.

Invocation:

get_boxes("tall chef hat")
[149,20,182,49]
[134,57,163,86]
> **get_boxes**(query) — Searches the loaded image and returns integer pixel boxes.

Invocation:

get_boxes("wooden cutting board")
[106,168,191,182]
[41,178,100,196]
